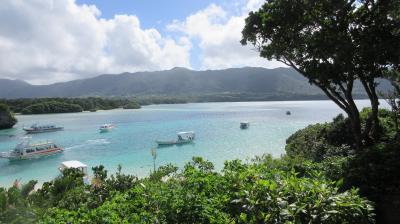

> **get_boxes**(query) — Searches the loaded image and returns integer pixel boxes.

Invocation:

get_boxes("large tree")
[241,0,400,149]
[353,0,400,140]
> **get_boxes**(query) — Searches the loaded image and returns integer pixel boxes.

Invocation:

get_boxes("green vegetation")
[381,70,400,134]
[1,156,374,223]
[136,95,188,105]
[240,2,400,221]
[0,97,141,114]
[286,109,400,223]
[123,101,141,109]
[242,0,399,149]
[21,101,83,114]
[0,103,17,129]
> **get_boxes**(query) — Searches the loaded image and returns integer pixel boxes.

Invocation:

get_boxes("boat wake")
[86,139,111,145]
[65,138,110,150]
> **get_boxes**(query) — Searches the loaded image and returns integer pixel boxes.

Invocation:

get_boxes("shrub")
[40,157,375,223]
[0,103,17,129]
[285,114,353,162]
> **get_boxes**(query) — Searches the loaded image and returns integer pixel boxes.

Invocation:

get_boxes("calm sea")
[0,100,387,186]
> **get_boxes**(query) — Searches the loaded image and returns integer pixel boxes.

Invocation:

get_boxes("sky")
[0,0,284,84]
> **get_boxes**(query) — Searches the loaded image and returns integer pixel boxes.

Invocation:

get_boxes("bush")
[40,157,375,224]
[0,103,17,129]
[285,114,353,162]
[286,108,400,223]
[0,181,37,223]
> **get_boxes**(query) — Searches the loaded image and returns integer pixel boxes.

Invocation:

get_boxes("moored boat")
[156,131,195,146]
[0,137,63,160]
[99,123,114,132]
[23,124,64,134]
[240,122,250,129]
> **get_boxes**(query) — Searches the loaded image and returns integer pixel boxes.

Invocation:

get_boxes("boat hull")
[24,127,64,134]
[156,139,193,146]
[1,148,64,161]
[99,128,112,133]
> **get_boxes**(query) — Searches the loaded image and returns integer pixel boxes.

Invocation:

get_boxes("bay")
[0,100,385,186]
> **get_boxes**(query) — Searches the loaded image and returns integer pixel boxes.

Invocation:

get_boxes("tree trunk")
[370,91,380,139]
[361,79,381,141]
[348,108,363,150]
[284,61,364,150]
[345,86,363,150]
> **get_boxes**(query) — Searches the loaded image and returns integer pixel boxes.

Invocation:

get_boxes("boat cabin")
[177,131,195,141]
[23,123,64,133]
[240,122,250,129]
[32,124,55,129]
[0,137,63,160]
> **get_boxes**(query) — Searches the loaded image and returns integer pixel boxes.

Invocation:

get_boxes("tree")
[0,103,17,129]
[381,69,400,135]
[353,0,400,140]
[241,0,400,149]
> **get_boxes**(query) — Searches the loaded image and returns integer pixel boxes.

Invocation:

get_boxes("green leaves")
[0,103,17,129]
[47,157,373,223]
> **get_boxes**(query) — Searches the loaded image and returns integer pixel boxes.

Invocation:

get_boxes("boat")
[0,137,63,160]
[23,124,64,134]
[59,160,90,185]
[286,111,291,115]
[99,123,114,132]
[240,122,250,129]
[156,131,195,146]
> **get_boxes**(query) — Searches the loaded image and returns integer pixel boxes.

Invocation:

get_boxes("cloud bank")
[0,0,190,84]
[0,0,283,84]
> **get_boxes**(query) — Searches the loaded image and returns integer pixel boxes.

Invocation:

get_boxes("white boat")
[156,131,195,146]
[240,122,250,129]
[23,124,64,134]
[59,160,90,185]
[99,123,114,132]
[0,137,63,160]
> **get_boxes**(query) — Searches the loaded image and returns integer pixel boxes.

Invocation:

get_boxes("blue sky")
[0,0,282,84]
[76,0,244,69]
[77,0,229,29]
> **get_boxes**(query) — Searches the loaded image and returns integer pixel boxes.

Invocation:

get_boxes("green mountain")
[0,67,391,99]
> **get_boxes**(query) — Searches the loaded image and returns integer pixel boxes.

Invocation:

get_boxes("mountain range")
[0,67,391,99]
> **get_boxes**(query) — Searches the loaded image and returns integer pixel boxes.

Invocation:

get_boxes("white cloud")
[0,0,191,84]
[167,1,284,70]
[0,0,284,84]
[244,0,266,12]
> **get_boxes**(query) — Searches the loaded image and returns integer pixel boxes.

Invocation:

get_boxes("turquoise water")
[0,100,384,186]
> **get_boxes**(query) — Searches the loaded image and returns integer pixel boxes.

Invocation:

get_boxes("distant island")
[0,97,142,115]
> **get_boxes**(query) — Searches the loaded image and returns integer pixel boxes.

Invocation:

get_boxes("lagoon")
[0,100,384,186]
